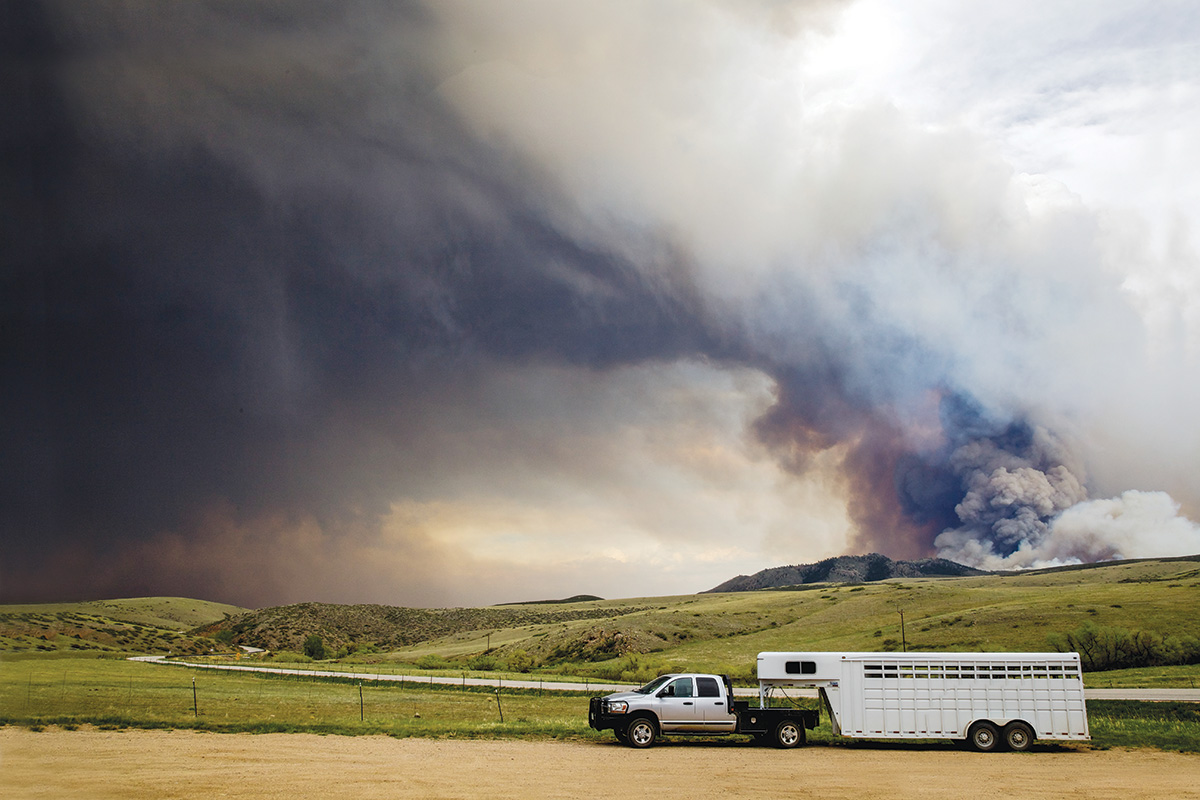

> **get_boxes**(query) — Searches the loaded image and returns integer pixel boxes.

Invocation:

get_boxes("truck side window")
[666,678,693,698]
[696,677,721,697]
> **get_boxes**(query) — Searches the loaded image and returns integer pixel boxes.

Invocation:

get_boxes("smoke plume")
[4,0,1200,605]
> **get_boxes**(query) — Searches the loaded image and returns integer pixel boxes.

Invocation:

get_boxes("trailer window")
[785,661,817,675]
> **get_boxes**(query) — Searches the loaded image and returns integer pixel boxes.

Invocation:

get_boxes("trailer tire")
[968,721,1000,753]
[625,716,658,749]
[773,719,804,749]
[1004,721,1034,752]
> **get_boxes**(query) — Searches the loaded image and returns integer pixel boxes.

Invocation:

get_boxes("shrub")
[303,635,326,660]
[468,654,498,671]
[1048,622,1200,671]
[415,654,450,670]
[507,649,535,673]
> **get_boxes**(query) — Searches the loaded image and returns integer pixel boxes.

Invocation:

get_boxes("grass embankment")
[0,657,591,739]
[3,656,1199,752]
[1083,665,1200,689]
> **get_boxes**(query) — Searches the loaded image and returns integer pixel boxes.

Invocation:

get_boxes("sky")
[5,0,1200,608]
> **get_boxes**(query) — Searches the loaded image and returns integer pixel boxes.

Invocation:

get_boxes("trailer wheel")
[625,717,658,749]
[968,721,1000,753]
[773,720,804,749]
[1004,721,1034,752]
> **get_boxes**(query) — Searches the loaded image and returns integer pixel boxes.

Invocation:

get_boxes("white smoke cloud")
[939,490,1200,571]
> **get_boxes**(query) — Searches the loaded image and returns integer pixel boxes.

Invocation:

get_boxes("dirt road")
[3,728,1199,800]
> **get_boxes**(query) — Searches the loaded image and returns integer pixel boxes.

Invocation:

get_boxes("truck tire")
[773,719,804,749]
[968,721,1000,753]
[1003,721,1034,752]
[613,727,629,745]
[625,717,658,749]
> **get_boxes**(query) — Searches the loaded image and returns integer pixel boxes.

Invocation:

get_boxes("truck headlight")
[606,700,628,714]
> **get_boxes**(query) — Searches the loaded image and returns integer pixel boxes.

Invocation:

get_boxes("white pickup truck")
[588,672,818,748]
[590,651,1090,751]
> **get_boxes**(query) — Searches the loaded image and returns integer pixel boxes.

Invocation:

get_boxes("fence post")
[359,682,364,722]
[192,677,198,717]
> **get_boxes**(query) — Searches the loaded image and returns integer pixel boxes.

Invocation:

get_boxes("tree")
[303,634,326,660]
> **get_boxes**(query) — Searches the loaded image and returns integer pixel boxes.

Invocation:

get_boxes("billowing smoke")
[5,0,1200,605]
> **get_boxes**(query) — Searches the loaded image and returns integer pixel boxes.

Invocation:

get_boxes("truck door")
[657,677,705,731]
[696,676,736,730]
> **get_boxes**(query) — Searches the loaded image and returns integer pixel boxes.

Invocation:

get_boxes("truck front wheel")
[968,721,1000,752]
[625,717,658,748]
[773,719,804,749]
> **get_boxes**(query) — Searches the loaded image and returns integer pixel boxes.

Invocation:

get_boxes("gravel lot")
[4,728,1199,800]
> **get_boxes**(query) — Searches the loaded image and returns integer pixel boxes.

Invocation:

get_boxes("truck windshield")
[633,676,672,695]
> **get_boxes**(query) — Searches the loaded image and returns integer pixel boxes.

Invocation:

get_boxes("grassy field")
[2,656,1198,752]
[0,657,588,739]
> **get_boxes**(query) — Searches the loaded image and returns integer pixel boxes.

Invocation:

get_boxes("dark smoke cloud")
[2,1,736,603]
[4,0,1199,605]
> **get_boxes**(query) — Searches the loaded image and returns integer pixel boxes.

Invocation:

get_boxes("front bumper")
[588,697,622,731]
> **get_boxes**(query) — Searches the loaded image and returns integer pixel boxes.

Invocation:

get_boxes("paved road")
[130,656,1200,701]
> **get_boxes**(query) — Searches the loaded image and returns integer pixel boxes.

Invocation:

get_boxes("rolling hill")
[705,553,988,592]
[200,601,650,654]
[0,597,246,656]
[5,556,1200,682]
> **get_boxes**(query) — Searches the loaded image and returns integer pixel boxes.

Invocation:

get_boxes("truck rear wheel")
[625,717,657,749]
[773,719,804,749]
[968,721,1000,752]
[1004,721,1034,752]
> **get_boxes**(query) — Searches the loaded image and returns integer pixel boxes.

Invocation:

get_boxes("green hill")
[374,555,1200,681]
[0,597,247,656]
[202,600,650,655]
[6,557,1199,681]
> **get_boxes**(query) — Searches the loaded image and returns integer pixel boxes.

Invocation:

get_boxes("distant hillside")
[706,553,988,592]
[204,600,645,653]
[507,595,604,605]
[0,597,247,655]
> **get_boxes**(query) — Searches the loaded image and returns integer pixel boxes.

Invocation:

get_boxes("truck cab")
[589,672,817,748]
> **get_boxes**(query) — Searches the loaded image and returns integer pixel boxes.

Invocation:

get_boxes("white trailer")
[757,651,1090,751]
